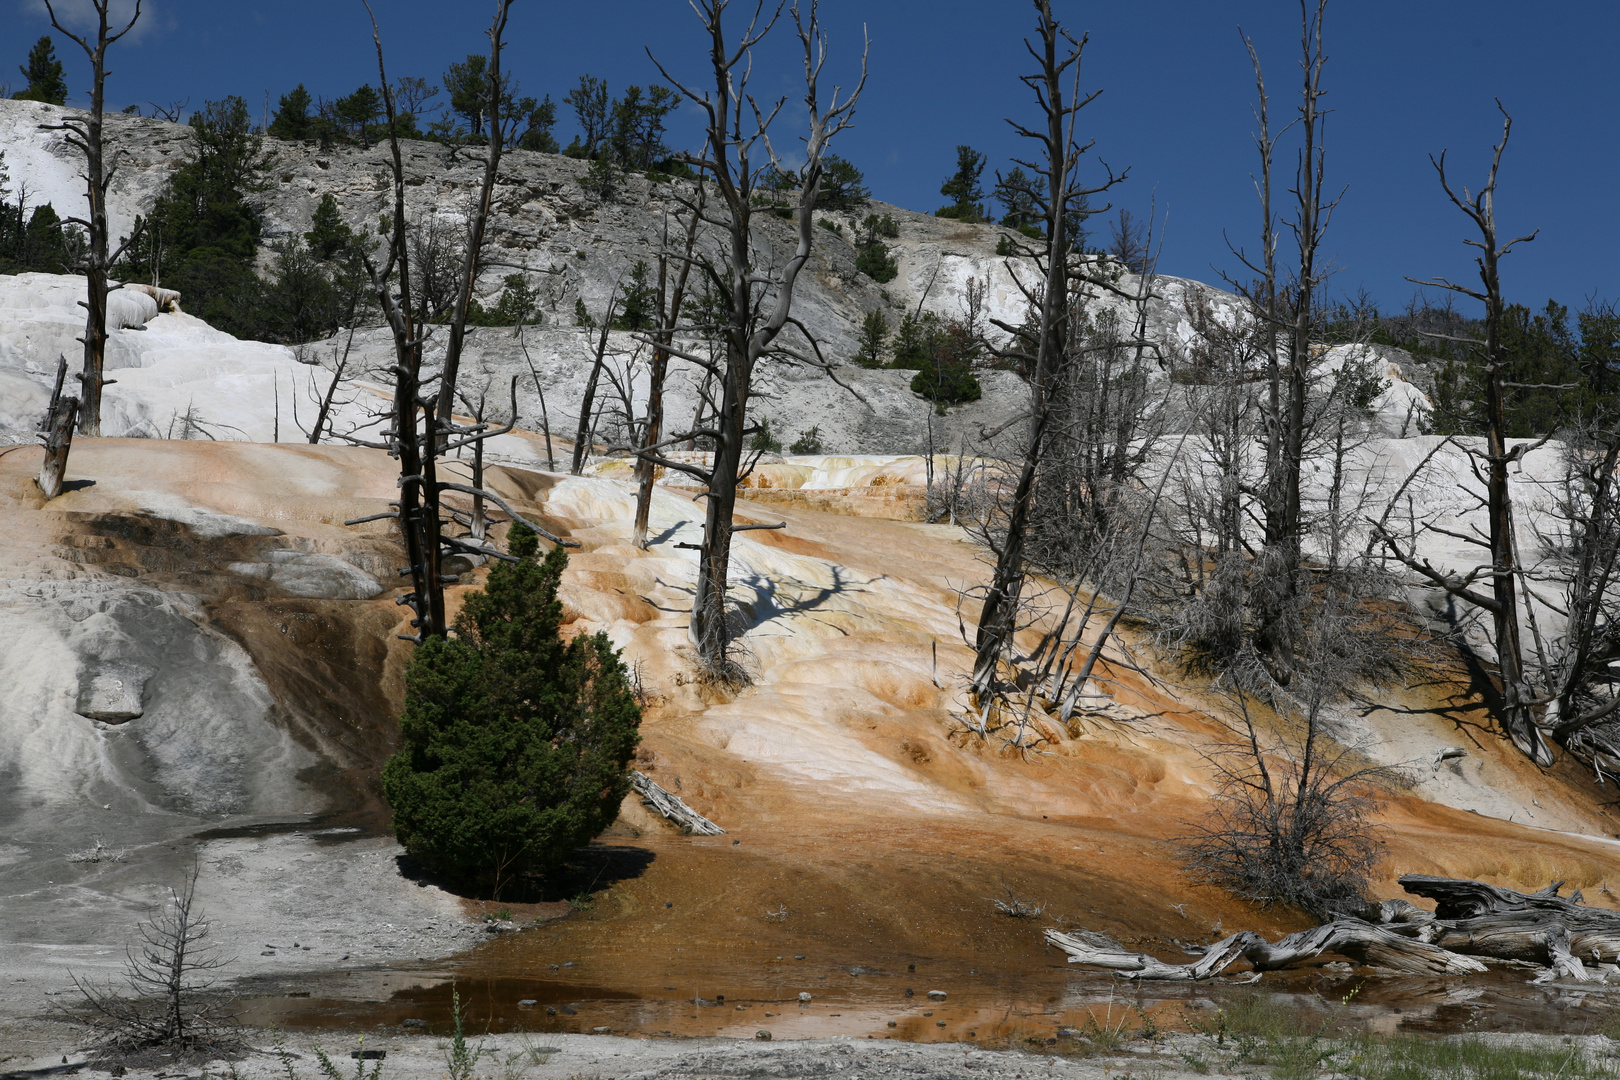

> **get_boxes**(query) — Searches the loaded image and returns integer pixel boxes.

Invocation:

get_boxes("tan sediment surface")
[2,440,1619,1062]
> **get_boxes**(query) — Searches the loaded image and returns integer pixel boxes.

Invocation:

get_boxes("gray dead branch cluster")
[632,770,726,835]
[1045,874,1620,984]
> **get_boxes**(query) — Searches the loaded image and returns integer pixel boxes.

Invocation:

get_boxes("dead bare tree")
[634,192,707,549]
[1372,105,1548,764]
[65,862,232,1051]
[643,0,866,679]
[970,0,1125,700]
[436,0,514,425]
[37,353,79,499]
[353,0,575,642]
[39,0,146,437]
[1222,1,1340,681]
[571,288,620,475]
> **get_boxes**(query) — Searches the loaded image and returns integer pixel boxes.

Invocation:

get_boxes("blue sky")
[6,1,1618,314]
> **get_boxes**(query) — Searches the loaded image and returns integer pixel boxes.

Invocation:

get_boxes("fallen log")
[1042,929,1266,981]
[1044,919,1486,980]
[1398,874,1587,919]
[631,771,726,835]
[1395,874,1620,967]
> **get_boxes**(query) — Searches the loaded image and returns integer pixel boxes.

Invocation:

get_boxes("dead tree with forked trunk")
[435,1,514,425]
[38,0,146,437]
[969,0,1126,703]
[1372,105,1549,764]
[634,191,707,550]
[350,0,575,643]
[642,0,866,681]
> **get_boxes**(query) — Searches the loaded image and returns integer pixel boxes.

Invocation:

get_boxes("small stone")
[937,1021,946,1028]
[593,1026,611,1033]
[755,1030,772,1041]
[798,992,812,1002]
[923,1011,932,1017]
[560,1004,578,1015]
[518,999,537,1008]
[402,1018,427,1029]
[928,990,947,999]
[795,955,805,960]
[887,1021,897,1028]
[904,988,914,997]
[546,1006,557,1016]
[549,963,559,970]
[908,963,915,971]
[1057,1027,1079,1039]
[562,961,574,968]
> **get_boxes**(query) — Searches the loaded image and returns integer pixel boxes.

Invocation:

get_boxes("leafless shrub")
[1174,608,1405,920]
[988,886,1045,918]
[63,862,235,1053]
[65,839,126,864]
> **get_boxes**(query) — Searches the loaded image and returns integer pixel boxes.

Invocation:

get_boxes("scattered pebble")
[401,1018,426,1030]
[518,999,537,1008]
[928,990,947,999]
[904,988,914,997]
[798,992,812,1002]
[887,1021,897,1028]
[593,1026,611,1033]
[560,1004,578,1015]
[937,1021,946,1028]
[755,1030,772,1041]
[546,1006,557,1016]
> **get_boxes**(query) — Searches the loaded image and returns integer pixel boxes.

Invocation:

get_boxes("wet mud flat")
[236,951,1620,1044]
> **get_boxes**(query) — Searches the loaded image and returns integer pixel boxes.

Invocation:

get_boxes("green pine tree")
[14,36,67,106]
[936,145,988,222]
[852,309,888,368]
[304,194,356,260]
[381,525,642,898]
[268,85,313,141]
[613,260,655,331]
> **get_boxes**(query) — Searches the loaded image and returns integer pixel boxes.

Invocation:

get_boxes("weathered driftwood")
[1387,876,1620,972]
[1398,874,1585,919]
[38,393,80,499]
[632,771,725,835]
[1048,876,1620,984]
[1044,919,1486,980]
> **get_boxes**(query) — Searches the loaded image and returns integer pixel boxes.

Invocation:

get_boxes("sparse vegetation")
[789,425,824,455]
[64,862,232,1053]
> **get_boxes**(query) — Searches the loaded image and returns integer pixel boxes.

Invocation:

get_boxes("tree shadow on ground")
[394,842,656,904]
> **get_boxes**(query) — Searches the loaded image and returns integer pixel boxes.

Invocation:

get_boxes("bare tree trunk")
[635,197,703,549]
[41,0,146,438]
[571,291,619,475]
[972,0,1121,698]
[1376,106,1546,763]
[436,1,514,425]
[517,323,556,470]
[307,329,353,444]
[1252,0,1332,677]
[648,0,864,675]
[38,395,80,499]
